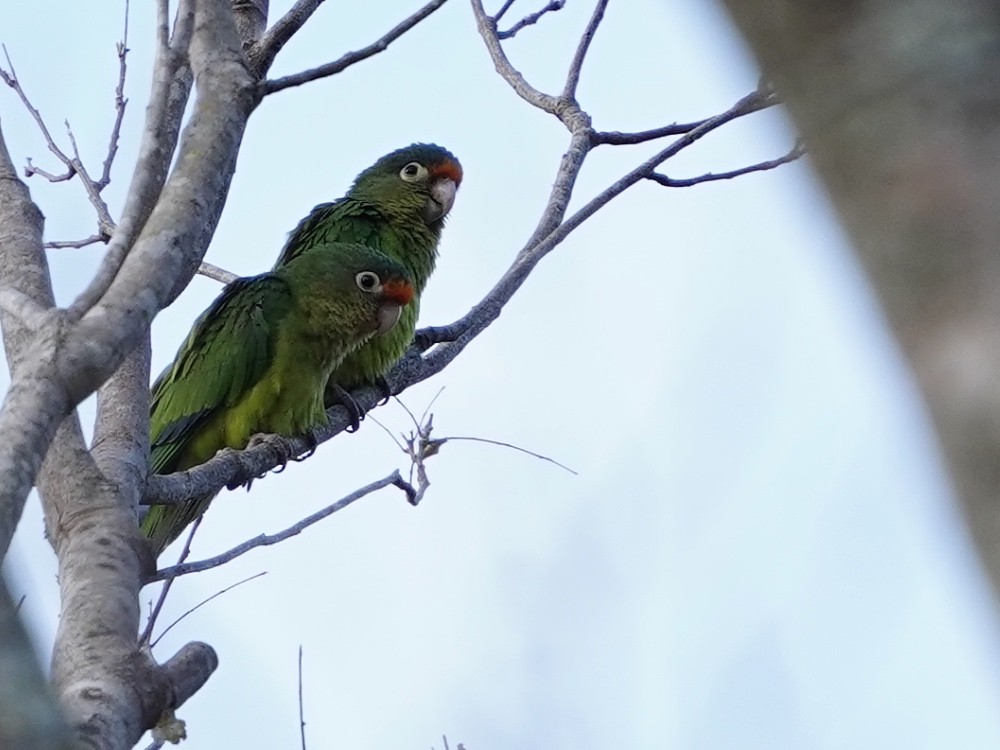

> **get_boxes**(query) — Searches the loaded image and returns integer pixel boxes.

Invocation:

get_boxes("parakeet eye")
[399,162,428,182]
[355,271,382,293]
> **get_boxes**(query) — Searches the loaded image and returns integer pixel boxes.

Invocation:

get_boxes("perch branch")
[149,472,413,581]
[264,0,450,94]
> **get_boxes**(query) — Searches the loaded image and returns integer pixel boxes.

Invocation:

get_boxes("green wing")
[150,274,294,474]
[273,199,388,269]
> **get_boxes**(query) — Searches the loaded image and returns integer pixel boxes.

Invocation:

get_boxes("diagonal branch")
[248,0,327,77]
[98,0,131,190]
[497,0,565,39]
[647,139,805,187]
[65,0,196,322]
[150,472,413,581]
[561,0,608,100]
[263,0,450,95]
[592,120,707,145]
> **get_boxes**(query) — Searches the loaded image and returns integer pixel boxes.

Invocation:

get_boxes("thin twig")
[493,0,518,23]
[198,260,239,285]
[0,45,116,237]
[63,119,116,237]
[497,0,565,40]
[648,140,805,187]
[298,646,307,750]
[0,45,71,169]
[99,0,131,189]
[149,472,412,581]
[264,0,450,94]
[43,234,105,250]
[471,0,562,115]
[435,435,577,474]
[150,571,267,648]
[592,121,707,145]
[562,0,609,99]
[139,517,202,645]
[23,158,74,182]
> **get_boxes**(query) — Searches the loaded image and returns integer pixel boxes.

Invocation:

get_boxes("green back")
[149,275,294,474]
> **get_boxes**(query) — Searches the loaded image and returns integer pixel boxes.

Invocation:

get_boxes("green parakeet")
[273,143,462,406]
[141,242,415,555]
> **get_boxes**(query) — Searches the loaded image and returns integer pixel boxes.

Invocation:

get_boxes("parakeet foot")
[374,375,392,406]
[325,382,363,432]
[290,428,320,462]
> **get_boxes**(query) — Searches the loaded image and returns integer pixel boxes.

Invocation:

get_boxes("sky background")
[4,1,1000,748]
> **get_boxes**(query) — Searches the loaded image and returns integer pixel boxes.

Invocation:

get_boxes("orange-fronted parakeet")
[141,242,415,555]
[273,143,462,411]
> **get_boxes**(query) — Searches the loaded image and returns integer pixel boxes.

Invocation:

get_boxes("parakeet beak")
[375,303,403,335]
[422,157,462,226]
[422,178,458,224]
[375,279,415,335]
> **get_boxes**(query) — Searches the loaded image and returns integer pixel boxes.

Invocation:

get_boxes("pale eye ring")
[355,271,382,292]
[399,162,427,182]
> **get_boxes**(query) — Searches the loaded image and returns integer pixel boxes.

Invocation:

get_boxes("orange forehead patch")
[382,279,415,306]
[430,159,463,186]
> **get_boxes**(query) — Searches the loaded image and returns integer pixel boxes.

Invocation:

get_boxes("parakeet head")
[329,244,416,336]
[348,143,463,228]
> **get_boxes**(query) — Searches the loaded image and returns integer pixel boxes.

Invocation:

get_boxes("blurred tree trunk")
[723,0,1000,591]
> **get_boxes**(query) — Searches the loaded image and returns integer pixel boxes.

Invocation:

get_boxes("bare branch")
[139,517,202,645]
[23,158,74,182]
[0,46,74,173]
[43,234,105,249]
[151,571,266,647]
[249,0,327,77]
[562,0,607,99]
[63,119,116,238]
[592,120,707,145]
[264,0,450,95]
[65,1,196,321]
[298,646,307,750]
[471,0,562,114]
[98,0,131,190]
[648,139,805,187]
[197,260,239,285]
[497,0,565,40]
[435,435,578,474]
[417,89,775,359]
[494,0,517,23]
[150,472,411,581]
[0,46,116,239]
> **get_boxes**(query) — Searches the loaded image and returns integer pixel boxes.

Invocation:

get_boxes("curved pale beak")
[422,178,458,224]
[375,303,403,335]
[374,278,414,335]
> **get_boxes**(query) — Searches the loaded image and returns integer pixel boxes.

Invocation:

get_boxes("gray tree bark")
[722,0,1000,590]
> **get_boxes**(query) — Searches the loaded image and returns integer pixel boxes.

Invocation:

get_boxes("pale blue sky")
[4,1,1000,748]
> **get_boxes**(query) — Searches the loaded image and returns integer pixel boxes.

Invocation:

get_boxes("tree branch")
[561,0,607,100]
[97,0,131,190]
[248,0,327,77]
[150,472,412,581]
[65,2,196,322]
[497,0,565,40]
[263,0,450,95]
[197,260,239,285]
[592,120,707,144]
[647,139,804,187]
